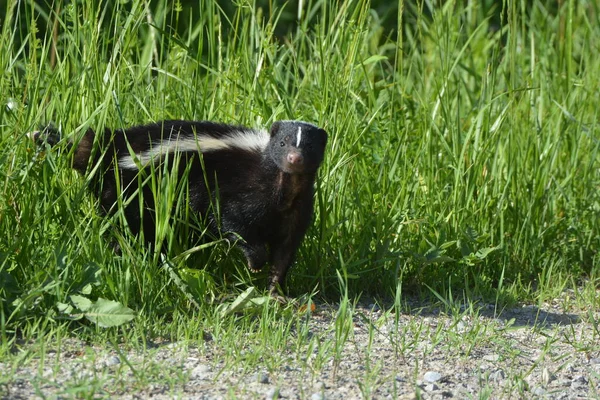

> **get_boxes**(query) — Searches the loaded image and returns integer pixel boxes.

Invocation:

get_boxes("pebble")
[311,394,324,400]
[483,354,499,362]
[190,364,211,379]
[105,356,120,366]
[425,383,439,391]
[542,367,555,385]
[256,372,269,384]
[557,379,572,387]
[489,369,505,382]
[265,387,279,399]
[565,364,575,373]
[535,336,547,345]
[532,386,545,396]
[424,371,442,383]
[590,358,600,364]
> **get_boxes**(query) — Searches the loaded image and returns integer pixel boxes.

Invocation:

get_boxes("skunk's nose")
[287,152,303,165]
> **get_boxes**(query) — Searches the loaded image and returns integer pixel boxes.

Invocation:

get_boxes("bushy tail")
[28,125,96,174]
[28,125,63,147]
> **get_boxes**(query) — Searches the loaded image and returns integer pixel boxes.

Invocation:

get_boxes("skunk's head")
[268,121,328,174]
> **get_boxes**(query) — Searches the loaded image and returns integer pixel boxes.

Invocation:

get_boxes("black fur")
[32,120,328,292]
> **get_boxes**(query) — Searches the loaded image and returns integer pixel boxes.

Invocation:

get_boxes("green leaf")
[57,302,73,314]
[362,55,387,65]
[220,287,257,317]
[424,247,455,265]
[465,226,479,242]
[249,296,271,307]
[459,239,472,257]
[70,294,92,312]
[79,283,92,295]
[475,246,500,260]
[83,298,136,328]
[74,263,102,294]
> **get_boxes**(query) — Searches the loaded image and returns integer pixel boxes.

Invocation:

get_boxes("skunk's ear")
[270,121,282,136]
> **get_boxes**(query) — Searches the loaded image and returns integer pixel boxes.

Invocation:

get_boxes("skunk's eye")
[280,141,285,147]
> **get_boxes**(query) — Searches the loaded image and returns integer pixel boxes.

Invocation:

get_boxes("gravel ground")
[2,292,599,399]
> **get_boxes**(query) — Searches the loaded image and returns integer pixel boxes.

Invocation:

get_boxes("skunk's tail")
[28,125,95,174]
[28,125,63,147]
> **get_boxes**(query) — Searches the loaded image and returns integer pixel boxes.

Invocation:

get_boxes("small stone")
[541,367,555,385]
[191,364,211,379]
[314,381,326,391]
[535,336,547,345]
[532,386,545,396]
[557,379,571,388]
[311,394,324,400]
[483,354,499,362]
[424,371,442,383]
[489,369,505,382]
[456,321,466,332]
[425,383,439,391]
[265,387,279,399]
[257,372,269,384]
[590,358,600,365]
[105,356,120,366]
[565,364,575,373]
[395,375,406,382]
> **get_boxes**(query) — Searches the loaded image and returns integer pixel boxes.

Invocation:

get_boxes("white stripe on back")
[118,129,270,170]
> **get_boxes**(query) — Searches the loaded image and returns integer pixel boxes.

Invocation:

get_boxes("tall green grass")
[1,0,599,335]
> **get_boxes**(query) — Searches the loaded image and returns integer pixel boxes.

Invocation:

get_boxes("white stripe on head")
[118,129,270,170]
[296,126,302,147]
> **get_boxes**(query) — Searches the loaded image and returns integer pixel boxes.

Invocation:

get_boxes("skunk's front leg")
[268,234,303,295]
[238,242,269,273]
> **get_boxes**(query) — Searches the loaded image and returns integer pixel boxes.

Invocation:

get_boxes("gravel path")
[2,292,599,399]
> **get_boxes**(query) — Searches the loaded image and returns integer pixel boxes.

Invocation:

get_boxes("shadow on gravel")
[479,305,581,328]
[398,300,582,329]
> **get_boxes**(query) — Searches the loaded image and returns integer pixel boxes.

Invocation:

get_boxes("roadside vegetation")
[1,0,599,397]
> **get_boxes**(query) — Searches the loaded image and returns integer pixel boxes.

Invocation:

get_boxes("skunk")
[29,120,328,293]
